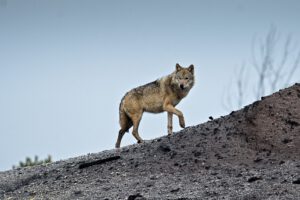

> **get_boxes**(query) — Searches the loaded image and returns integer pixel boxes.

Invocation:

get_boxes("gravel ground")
[0,84,300,200]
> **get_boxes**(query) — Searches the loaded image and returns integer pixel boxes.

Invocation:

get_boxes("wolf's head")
[172,63,195,91]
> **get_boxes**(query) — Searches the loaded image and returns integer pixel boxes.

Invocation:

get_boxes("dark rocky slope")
[1,84,300,200]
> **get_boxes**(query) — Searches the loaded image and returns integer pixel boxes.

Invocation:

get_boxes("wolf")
[115,63,195,148]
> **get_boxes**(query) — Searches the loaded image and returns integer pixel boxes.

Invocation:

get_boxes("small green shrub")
[13,155,52,169]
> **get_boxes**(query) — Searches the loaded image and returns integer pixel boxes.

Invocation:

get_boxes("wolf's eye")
[185,77,189,80]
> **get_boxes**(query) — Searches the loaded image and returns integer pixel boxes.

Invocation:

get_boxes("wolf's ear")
[176,63,182,72]
[188,64,194,74]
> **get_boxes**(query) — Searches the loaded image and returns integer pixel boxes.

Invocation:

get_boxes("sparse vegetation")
[224,26,300,110]
[13,155,52,169]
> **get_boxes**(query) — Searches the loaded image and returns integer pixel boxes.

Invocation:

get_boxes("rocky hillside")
[1,84,300,200]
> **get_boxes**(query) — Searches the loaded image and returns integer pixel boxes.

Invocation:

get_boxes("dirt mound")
[1,84,300,199]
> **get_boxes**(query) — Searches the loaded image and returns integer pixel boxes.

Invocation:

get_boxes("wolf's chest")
[172,98,181,106]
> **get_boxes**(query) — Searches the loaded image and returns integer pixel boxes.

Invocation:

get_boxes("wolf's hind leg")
[116,111,133,148]
[115,129,126,148]
[167,112,173,135]
[131,112,144,143]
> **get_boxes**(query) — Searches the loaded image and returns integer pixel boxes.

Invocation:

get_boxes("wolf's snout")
[180,84,185,89]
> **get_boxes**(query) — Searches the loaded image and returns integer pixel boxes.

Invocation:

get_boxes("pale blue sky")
[1,0,300,171]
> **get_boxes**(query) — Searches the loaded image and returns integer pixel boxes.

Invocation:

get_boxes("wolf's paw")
[168,127,173,135]
[115,148,121,155]
[179,118,185,128]
[137,139,144,144]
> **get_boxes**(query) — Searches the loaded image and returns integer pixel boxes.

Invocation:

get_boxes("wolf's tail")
[119,108,132,133]
[119,96,133,131]
[116,97,133,148]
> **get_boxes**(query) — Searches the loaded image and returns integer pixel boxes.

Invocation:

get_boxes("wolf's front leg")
[163,102,185,128]
[167,112,173,135]
[178,113,185,128]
